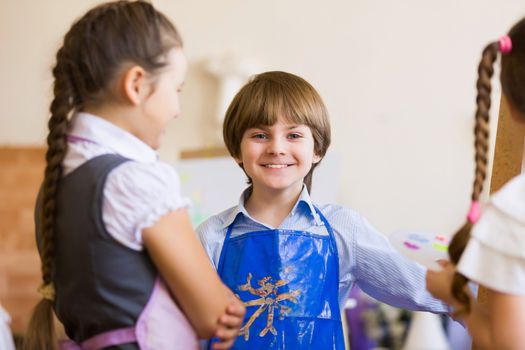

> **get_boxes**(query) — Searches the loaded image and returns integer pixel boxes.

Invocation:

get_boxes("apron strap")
[217,221,235,274]
[220,206,341,279]
[59,326,137,350]
[314,206,341,287]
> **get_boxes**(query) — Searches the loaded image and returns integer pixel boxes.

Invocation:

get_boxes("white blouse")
[63,112,190,251]
[457,173,525,295]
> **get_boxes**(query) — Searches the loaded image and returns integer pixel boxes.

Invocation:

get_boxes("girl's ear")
[122,65,148,105]
[313,154,322,164]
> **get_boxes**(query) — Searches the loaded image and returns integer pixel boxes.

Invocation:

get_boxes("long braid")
[448,42,499,314]
[24,46,77,350]
[41,51,75,286]
[24,2,183,348]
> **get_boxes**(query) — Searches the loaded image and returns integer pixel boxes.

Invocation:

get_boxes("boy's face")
[235,116,321,195]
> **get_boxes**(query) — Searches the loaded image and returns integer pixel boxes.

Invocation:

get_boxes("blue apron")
[214,207,345,349]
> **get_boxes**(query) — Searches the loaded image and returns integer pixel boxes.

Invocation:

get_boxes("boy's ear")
[121,65,148,105]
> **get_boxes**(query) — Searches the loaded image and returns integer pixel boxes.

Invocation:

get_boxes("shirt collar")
[221,188,253,229]
[220,185,322,229]
[292,186,321,224]
[69,112,158,163]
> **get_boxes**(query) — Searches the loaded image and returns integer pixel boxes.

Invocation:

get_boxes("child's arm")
[142,208,245,339]
[212,291,246,350]
[487,289,525,349]
[427,263,525,349]
[349,214,448,312]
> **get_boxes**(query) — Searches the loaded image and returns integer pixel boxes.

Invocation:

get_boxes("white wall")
[1,0,524,235]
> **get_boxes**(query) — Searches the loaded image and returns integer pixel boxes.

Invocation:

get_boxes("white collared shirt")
[64,112,190,250]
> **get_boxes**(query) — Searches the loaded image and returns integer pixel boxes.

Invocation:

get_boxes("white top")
[64,112,190,250]
[457,173,525,295]
[0,305,15,350]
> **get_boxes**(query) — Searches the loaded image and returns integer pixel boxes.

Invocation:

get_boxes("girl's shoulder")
[472,174,525,258]
[105,160,188,211]
[491,173,525,221]
[101,160,190,250]
[110,160,180,190]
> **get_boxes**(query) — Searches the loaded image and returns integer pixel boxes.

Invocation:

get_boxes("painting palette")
[389,230,450,271]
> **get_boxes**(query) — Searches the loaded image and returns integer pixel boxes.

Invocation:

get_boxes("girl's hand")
[426,260,457,305]
[212,293,246,350]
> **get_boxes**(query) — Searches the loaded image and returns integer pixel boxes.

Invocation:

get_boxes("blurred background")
[1,0,524,348]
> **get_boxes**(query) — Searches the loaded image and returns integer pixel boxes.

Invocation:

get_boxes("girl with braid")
[426,18,525,349]
[25,1,244,349]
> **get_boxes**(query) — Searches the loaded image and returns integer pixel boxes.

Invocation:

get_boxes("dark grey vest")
[36,154,157,348]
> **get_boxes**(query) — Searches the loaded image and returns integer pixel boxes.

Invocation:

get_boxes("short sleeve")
[491,174,525,222]
[102,161,191,250]
[457,204,525,295]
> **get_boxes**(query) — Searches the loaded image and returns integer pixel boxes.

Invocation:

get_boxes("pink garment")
[136,278,199,349]
[59,278,199,350]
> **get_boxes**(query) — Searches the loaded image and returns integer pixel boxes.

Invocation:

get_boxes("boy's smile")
[236,116,321,195]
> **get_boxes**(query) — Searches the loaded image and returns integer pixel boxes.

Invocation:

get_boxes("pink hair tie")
[467,201,481,223]
[499,35,512,54]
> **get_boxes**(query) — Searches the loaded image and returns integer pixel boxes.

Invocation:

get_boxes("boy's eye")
[252,133,267,139]
[288,133,302,139]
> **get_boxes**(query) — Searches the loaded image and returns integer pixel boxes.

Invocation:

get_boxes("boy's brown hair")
[223,71,331,192]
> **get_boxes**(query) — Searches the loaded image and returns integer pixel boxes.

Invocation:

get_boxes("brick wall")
[0,147,45,335]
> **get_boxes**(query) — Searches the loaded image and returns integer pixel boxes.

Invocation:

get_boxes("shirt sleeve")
[458,204,525,295]
[196,213,230,269]
[102,161,191,250]
[349,212,449,312]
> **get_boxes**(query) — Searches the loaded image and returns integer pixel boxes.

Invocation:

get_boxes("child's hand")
[425,260,456,305]
[212,294,246,350]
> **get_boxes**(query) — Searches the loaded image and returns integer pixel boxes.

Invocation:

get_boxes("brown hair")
[448,17,525,313]
[25,1,182,349]
[222,71,331,192]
